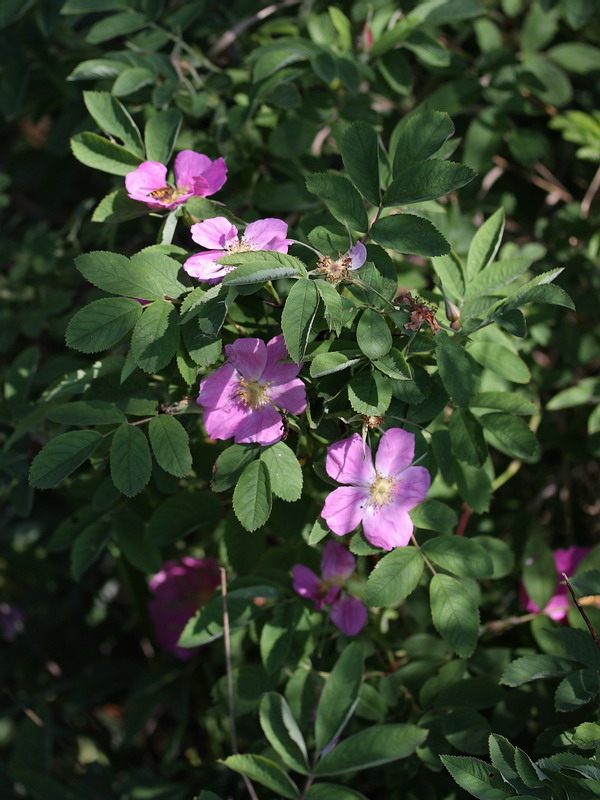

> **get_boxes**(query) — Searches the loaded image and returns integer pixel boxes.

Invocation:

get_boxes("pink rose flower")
[148,557,220,660]
[321,428,430,551]
[292,541,367,636]
[183,216,290,283]
[520,546,591,622]
[125,150,227,210]
[197,334,306,446]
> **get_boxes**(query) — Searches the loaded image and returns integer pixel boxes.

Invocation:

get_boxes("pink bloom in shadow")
[0,604,25,641]
[197,334,306,446]
[321,428,430,551]
[520,546,591,622]
[183,216,290,283]
[292,541,367,636]
[125,151,227,210]
[148,557,220,659]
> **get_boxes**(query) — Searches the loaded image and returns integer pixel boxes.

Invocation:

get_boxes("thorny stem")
[562,572,600,651]
[411,532,437,575]
[220,568,260,800]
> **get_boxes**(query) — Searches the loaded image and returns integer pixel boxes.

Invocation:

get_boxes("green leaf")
[222,755,299,799]
[218,250,307,275]
[109,423,152,497]
[340,121,380,205]
[70,132,143,175]
[74,250,186,301]
[259,693,309,773]
[392,111,455,173]
[548,42,600,74]
[222,262,300,286]
[441,756,511,800]
[281,278,320,362]
[148,415,192,477]
[572,722,600,749]
[260,605,302,674]
[470,392,537,416]
[315,724,428,776]
[260,442,302,502]
[143,108,182,163]
[309,517,330,545]
[468,343,530,384]
[364,547,424,607]
[466,258,534,298]
[71,521,110,580]
[480,413,539,460]
[46,400,127,426]
[29,430,103,489]
[370,214,450,256]
[67,57,127,80]
[112,67,155,97]
[383,160,476,206]
[146,492,222,546]
[115,511,161,574]
[449,408,487,466]
[305,173,368,232]
[466,209,505,278]
[431,251,465,301]
[410,500,458,534]
[436,333,474,407]
[472,536,515,578]
[442,708,492,755]
[86,10,148,44]
[130,301,179,373]
[373,348,411,380]
[521,535,556,611]
[310,352,359,379]
[212,444,259,492]
[61,0,128,13]
[554,669,599,712]
[348,371,392,415]
[430,574,480,658]
[306,784,369,800]
[356,309,392,360]
[233,461,272,531]
[83,90,143,156]
[499,268,574,312]
[422,536,493,579]
[66,297,142,353]
[92,189,149,223]
[315,280,344,335]
[315,643,364,752]
[500,655,574,687]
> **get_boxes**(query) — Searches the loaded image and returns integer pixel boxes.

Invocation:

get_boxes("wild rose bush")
[2,1,600,799]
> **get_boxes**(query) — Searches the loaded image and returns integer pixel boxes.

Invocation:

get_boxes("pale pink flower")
[292,541,367,636]
[197,334,306,446]
[321,428,430,551]
[125,150,227,210]
[148,557,220,660]
[183,216,290,283]
[520,546,591,622]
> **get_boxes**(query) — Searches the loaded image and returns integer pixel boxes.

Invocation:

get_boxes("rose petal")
[326,434,375,486]
[375,428,416,476]
[322,486,369,536]
[173,150,211,189]
[329,595,367,636]
[269,379,307,415]
[232,404,284,445]
[203,403,248,442]
[125,161,172,208]
[190,217,238,250]
[197,156,227,196]
[348,241,367,270]
[197,364,238,410]
[292,565,322,602]
[554,546,590,576]
[392,466,431,510]
[225,338,268,380]
[183,250,231,282]
[262,335,301,383]
[244,218,289,251]
[362,502,413,550]
[321,540,355,581]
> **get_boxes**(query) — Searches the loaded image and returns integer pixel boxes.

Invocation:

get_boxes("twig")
[220,568,260,800]
[481,612,538,634]
[411,533,437,575]
[455,504,472,536]
[562,572,600,651]
[581,164,600,219]
[209,0,302,61]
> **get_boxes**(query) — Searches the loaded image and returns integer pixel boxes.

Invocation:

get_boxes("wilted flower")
[197,335,306,446]
[397,292,440,334]
[148,557,220,660]
[125,150,227,210]
[322,428,430,551]
[520,546,591,622]
[0,604,25,641]
[292,541,367,636]
[183,216,290,283]
[316,242,367,285]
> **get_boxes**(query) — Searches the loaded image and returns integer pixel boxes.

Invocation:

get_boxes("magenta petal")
[362,502,413,550]
[326,434,375,486]
[321,540,355,581]
[225,338,268,380]
[375,428,416,476]
[125,161,167,205]
[197,156,227,196]
[554,546,590,576]
[269,379,307,415]
[292,565,321,601]
[197,363,238,410]
[244,218,289,251]
[183,250,231,281]
[173,150,211,189]
[322,486,368,536]
[348,241,367,270]
[330,595,367,636]
[232,405,283,445]
[190,217,238,249]
[393,466,431,510]
[203,404,248,441]
[262,335,301,383]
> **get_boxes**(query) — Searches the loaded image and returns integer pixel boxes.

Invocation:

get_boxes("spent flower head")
[316,241,367,285]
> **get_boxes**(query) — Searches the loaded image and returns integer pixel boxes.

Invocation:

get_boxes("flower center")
[236,376,272,408]
[227,236,254,253]
[148,185,190,203]
[368,473,397,509]
[316,253,352,285]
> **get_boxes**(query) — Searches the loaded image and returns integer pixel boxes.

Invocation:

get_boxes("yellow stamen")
[368,473,397,509]
[236,377,272,409]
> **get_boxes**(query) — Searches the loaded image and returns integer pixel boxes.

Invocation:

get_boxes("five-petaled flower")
[316,241,367,285]
[520,546,591,623]
[197,335,306,446]
[292,541,367,636]
[125,150,227,210]
[183,216,290,283]
[321,428,430,550]
[148,557,220,660]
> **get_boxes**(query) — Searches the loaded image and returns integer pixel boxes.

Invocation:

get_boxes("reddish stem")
[455,504,473,536]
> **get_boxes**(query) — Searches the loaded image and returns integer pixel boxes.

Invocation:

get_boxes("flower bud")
[444,298,461,325]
